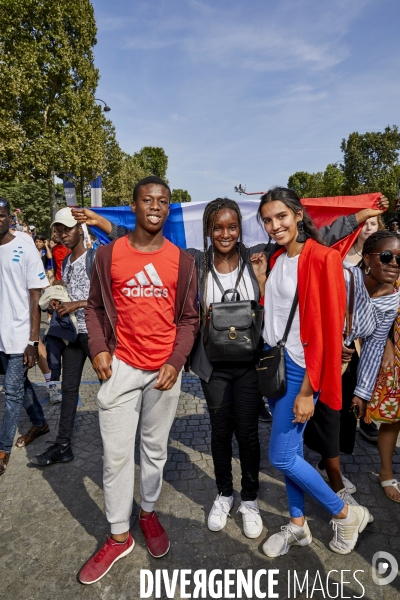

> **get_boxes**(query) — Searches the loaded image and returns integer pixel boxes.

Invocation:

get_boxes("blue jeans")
[0,352,46,453]
[268,348,344,518]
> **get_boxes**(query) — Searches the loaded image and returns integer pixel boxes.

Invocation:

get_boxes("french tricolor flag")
[91,200,270,249]
[91,193,381,254]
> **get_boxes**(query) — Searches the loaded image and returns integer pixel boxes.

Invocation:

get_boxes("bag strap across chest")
[343,267,355,338]
[278,290,299,347]
[210,260,246,301]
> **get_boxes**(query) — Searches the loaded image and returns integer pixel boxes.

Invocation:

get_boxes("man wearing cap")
[31,208,95,466]
[0,198,50,475]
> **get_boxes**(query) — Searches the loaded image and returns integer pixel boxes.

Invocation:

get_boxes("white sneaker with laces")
[315,463,356,494]
[336,487,374,523]
[262,521,312,557]
[48,384,62,405]
[237,500,263,539]
[329,504,370,554]
[208,494,233,532]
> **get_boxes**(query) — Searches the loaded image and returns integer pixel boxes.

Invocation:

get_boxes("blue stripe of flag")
[91,205,187,248]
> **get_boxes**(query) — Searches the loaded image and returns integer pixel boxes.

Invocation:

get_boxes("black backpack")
[61,248,96,281]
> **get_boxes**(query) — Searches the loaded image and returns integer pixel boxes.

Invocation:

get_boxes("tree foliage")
[322,163,345,197]
[0,0,108,212]
[287,170,324,198]
[170,189,191,203]
[133,147,168,181]
[341,126,400,204]
[0,180,51,231]
[288,126,400,206]
[102,146,170,205]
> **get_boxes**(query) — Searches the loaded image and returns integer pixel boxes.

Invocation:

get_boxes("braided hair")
[360,230,400,269]
[202,198,243,317]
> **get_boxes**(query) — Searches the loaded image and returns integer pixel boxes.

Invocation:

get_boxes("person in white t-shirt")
[0,198,50,476]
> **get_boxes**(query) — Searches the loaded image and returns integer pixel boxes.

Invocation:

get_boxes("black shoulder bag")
[256,289,298,399]
[203,262,263,363]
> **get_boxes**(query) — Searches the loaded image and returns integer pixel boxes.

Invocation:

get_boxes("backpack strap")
[85,248,96,279]
[211,260,246,298]
[61,254,70,278]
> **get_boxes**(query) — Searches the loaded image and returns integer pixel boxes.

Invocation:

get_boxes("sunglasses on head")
[369,251,400,267]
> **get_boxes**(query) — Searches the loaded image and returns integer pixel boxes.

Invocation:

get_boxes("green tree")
[100,121,126,205]
[287,171,324,198]
[170,189,191,203]
[102,146,170,205]
[322,163,345,196]
[0,0,107,219]
[0,180,51,231]
[133,147,168,181]
[341,126,400,205]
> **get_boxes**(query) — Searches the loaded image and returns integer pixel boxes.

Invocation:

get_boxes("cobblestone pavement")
[0,362,399,600]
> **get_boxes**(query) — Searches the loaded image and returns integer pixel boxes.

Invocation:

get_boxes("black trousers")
[56,333,91,445]
[201,363,261,501]
[339,348,359,454]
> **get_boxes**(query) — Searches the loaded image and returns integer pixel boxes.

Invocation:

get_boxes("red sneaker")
[78,533,134,585]
[139,512,170,558]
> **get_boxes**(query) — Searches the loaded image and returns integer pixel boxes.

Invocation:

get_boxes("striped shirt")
[344,266,399,401]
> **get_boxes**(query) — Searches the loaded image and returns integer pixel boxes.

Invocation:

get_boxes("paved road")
[0,363,399,600]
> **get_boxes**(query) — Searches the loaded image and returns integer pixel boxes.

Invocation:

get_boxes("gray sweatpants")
[97,356,182,535]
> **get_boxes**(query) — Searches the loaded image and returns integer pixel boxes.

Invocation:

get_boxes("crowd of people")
[0,177,399,585]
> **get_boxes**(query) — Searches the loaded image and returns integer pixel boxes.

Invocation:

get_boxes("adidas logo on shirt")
[122,263,169,298]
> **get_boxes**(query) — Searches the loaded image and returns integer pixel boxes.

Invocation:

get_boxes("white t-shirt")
[263,252,305,368]
[0,236,49,354]
[12,230,36,246]
[206,264,255,307]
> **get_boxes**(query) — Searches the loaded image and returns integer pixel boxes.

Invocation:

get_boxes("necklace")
[353,243,363,257]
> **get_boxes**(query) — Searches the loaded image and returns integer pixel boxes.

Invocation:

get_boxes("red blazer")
[270,239,346,410]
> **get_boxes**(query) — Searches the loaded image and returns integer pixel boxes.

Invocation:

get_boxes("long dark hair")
[257,186,324,245]
[202,198,243,316]
[360,230,400,269]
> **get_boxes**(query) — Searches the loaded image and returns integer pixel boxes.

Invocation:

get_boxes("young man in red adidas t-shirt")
[79,176,198,584]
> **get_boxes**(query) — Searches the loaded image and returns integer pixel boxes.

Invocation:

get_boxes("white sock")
[44,373,51,387]
[290,521,307,530]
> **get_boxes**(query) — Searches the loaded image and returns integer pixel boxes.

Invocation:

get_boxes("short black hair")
[132,176,171,203]
[0,197,11,214]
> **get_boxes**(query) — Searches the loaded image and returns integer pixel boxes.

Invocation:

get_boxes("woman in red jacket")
[251,187,371,557]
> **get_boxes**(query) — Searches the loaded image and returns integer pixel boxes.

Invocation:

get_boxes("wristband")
[27,341,40,347]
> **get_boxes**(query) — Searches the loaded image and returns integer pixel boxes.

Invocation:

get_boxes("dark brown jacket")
[85,239,199,373]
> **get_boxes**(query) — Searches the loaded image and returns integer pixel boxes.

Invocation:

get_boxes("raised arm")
[319,195,389,247]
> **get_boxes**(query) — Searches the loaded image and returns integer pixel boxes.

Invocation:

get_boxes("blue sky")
[92,0,400,202]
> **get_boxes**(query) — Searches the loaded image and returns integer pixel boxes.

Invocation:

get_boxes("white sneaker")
[48,384,62,405]
[237,500,263,539]
[329,504,370,554]
[336,488,374,523]
[208,494,233,532]
[315,463,356,494]
[262,521,312,557]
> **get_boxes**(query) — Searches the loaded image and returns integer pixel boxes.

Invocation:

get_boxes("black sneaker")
[358,419,378,442]
[30,443,74,466]
[259,402,272,422]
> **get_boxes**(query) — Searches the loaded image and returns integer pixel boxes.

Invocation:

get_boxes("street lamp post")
[95,98,111,112]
